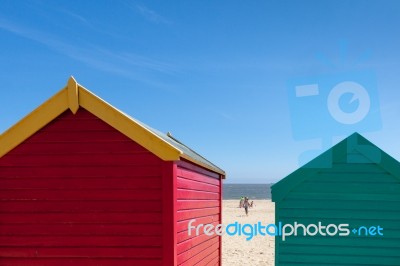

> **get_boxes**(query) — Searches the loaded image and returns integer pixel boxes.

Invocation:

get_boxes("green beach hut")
[271,132,400,265]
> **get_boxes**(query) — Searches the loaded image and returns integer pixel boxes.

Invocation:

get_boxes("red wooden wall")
[176,161,222,266]
[0,109,164,266]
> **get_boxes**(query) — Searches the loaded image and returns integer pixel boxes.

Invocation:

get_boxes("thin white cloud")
[136,4,171,24]
[217,111,235,121]
[93,47,180,75]
[0,18,179,90]
[55,7,134,42]
[121,0,171,24]
[59,8,90,25]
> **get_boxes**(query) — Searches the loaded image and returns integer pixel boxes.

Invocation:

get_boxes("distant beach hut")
[272,133,400,265]
[0,77,225,266]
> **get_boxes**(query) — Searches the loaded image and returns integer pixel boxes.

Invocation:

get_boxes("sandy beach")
[222,200,275,266]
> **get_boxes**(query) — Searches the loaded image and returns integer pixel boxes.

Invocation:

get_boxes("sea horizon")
[223,183,272,200]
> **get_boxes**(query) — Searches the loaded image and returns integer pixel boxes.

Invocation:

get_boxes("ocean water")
[223,184,272,200]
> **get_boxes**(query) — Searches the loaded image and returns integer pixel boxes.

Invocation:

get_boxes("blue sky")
[0,1,399,183]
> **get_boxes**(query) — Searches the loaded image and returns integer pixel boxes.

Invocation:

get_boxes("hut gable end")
[272,133,400,203]
[0,109,165,265]
[272,133,400,266]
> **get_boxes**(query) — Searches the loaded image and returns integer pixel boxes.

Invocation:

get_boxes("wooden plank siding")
[176,161,221,266]
[0,109,163,265]
[275,161,400,266]
[162,161,177,266]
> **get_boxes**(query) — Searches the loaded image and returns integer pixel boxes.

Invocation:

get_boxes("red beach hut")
[0,77,225,266]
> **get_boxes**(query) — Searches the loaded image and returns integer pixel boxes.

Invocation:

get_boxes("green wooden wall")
[272,133,400,265]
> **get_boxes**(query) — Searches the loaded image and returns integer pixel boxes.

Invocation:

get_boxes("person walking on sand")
[243,197,250,216]
[239,196,244,208]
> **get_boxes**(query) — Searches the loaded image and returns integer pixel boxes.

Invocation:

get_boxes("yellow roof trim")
[78,85,182,161]
[0,78,181,161]
[67,76,79,114]
[0,88,69,158]
[0,78,225,175]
